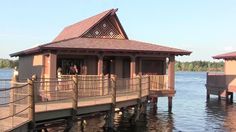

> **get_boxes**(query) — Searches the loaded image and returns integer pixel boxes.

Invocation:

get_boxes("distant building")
[206,51,236,102]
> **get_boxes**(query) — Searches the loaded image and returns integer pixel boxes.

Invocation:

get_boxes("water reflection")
[147,107,174,132]
[68,103,174,132]
[205,98,236,132]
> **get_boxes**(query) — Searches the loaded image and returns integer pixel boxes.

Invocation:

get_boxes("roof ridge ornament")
[111,8,118,15]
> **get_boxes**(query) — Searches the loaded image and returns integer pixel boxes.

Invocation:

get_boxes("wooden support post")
[230,93,233,103]
[206,72,210,101]
[135,75,142,121]
[152,97,157,104]
[152,97,158,109]
[152,97,157,114]
[65,75,78,131]
[72,75,78,109]
[130,56,136,78]
[106,76,116,128]
[97,55,103,75]
[168,97,172,113]
[167,56,174,113]
[218,95,221,101]
[218,91,221,101]
[139,58,142,75]
[206,89,210,100]
[72,75,78,120]
[28,75,36,130]
[226,91,229,104]
[168,56,175,90]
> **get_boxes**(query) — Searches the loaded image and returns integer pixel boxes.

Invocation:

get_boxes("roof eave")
[10,47,42,57]
[42,46,192,56]
[213,56,236,60]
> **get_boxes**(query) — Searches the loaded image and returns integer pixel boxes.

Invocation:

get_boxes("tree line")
[0,59,18,68]
[0,59,224,72]
[175,61,224,72]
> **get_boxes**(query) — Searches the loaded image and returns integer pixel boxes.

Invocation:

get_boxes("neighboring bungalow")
[10,9,191,106]
[206,51,236,102]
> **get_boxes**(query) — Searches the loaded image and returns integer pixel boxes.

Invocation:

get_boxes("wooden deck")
[0,75,174,131]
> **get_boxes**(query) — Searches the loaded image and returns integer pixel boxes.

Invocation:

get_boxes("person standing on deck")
[57,67,62,80]
[13,66,19,81]
[74,65,79,74]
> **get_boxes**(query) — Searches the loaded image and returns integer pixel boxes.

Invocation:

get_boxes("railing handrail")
[207,72,225,76]
[0,74,169,131]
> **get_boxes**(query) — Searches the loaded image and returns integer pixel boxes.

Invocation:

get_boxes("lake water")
[0,69,236,132]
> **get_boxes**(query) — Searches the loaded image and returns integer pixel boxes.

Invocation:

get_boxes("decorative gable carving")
[82,17,125,39]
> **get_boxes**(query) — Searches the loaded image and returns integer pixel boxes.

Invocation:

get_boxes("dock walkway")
[0,75,174,131]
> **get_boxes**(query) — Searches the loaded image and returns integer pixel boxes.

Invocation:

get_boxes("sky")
[1,0,236,61]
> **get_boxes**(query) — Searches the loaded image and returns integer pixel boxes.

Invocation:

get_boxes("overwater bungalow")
[206,51,236,102]
[4,8,191,131]
[10,8,190,97]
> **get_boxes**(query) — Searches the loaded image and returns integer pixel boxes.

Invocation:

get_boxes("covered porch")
[41,50,176,111]
[43,50,175,90]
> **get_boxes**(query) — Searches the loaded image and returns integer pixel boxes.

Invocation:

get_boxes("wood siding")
[225,60,236,88]
[19,54,43,80]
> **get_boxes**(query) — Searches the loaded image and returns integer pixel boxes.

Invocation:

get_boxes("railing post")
[206,72,210,100]
[106,76,116,129]
[65,75,79,131]
[72,75,78,118]
[135,75,142,121]
[111,76,116,126]
[28,75,36,131]
[148,75,151,96]
[102,75,104,96]
[10,75,18,117]
[138,75,142,100]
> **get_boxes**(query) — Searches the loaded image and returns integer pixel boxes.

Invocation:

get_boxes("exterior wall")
[86,56,97,75]
[225,60,236,87]
[141,58,166,75]
[114,57,123,78]
[19,54,43,80]
[44,53,57,78]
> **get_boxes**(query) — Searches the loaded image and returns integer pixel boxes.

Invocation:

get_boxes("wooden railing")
[35,75,166,101]
[149,75,168,91]
[0,74,169,131]
[0,79,31,132]
[206,72,226,88]
[206,72,236,92]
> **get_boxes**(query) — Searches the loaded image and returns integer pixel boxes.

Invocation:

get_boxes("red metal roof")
[213,51,236,59]
[53,9,115,42]
[10,38,191,57]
